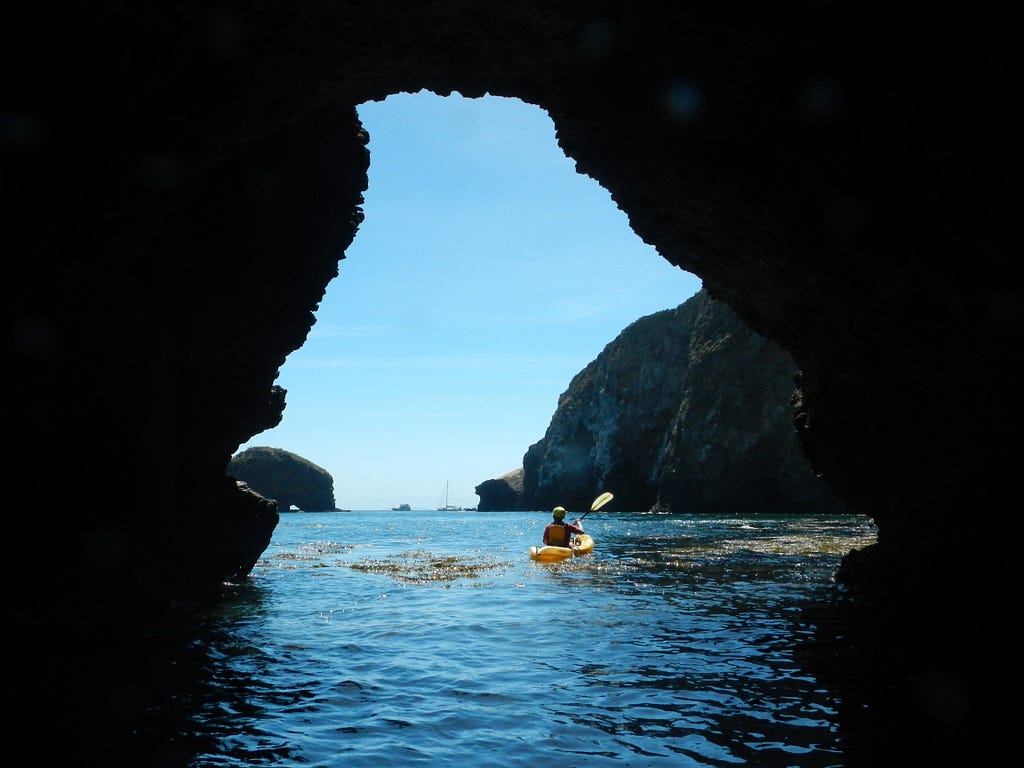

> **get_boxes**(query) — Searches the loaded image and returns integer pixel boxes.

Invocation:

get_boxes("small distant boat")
[436,481,462,511]
[391,503,411,511]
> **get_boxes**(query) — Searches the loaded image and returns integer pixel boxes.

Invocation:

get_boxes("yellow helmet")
[552,506,566,519]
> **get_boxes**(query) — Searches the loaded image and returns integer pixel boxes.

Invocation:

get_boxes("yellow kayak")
[529,534,594,562]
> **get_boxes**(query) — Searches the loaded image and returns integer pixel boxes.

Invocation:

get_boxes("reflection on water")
[12,512,981,766]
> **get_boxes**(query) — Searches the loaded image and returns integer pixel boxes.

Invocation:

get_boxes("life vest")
[546,523,570,546]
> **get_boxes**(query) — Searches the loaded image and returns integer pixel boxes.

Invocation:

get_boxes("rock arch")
[7,4,1015,707]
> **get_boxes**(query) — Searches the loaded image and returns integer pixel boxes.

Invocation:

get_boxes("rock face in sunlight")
[485,290,846,516]
[6,3,1014,714]
[228,447,337,512]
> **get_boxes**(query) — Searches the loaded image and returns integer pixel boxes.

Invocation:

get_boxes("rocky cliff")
[475,470,524,512]
[228,446,337,512]
[478,291,845,515]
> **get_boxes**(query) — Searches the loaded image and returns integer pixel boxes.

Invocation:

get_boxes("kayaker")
[543,506,585,547]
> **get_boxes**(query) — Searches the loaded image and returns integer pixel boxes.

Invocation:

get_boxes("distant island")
[228,446,337,512]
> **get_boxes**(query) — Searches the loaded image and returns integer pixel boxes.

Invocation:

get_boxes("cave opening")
[237,91,701,511]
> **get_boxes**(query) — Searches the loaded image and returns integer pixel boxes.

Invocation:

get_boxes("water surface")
[188,510,880,766]
[23,509,976,766]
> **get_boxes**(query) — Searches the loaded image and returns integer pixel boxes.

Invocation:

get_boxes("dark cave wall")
[5,1,1019,643]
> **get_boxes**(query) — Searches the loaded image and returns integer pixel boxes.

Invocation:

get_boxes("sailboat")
[437,481,462,511]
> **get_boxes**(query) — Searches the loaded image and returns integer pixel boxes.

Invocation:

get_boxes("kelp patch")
[351,550,508,585]
[263,541,354,569]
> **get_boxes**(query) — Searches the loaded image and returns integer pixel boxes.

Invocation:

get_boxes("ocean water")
[20,510,976,766]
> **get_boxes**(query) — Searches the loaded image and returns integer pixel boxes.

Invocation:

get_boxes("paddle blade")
[591,491,614,511]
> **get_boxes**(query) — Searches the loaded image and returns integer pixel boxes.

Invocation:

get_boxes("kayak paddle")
[579,491,613,521]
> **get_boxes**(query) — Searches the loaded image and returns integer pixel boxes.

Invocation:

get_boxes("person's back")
[543,506,583,547]
[545,521,571,546]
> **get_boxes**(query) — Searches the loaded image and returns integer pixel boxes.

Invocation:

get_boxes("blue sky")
[236,91,701,510]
